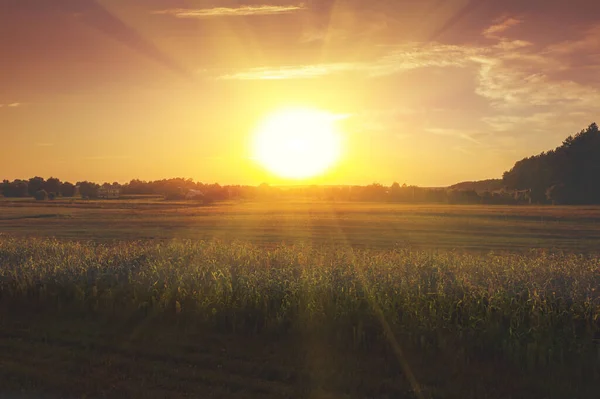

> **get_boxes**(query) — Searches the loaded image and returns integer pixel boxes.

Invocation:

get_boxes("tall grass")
[1,237,598,372]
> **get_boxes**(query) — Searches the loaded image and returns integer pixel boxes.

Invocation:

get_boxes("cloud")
[0,102,21,108]
[370,44,482,76]
[212,15,599,147]
[493,40,532,51]
[483,17,522,39]
[216,18,600,122]
[217,43,482,80]
[218,63,357,80]
[546,24,600,54]
[482,113,555,132]
[475,57,600,109]
[153,5,306,18]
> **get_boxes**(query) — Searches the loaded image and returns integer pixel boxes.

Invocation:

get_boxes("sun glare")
[252,108,343,180]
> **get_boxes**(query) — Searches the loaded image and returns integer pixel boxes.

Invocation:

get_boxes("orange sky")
[1,0,599,186]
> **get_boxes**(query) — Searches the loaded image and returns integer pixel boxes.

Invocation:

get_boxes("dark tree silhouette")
[34,189,48,201]
[44,177,62,195]
[503,123,600,204]
[1,180,29,197]
[60,182,76,197]
[28,177,45,197]
[77,181,100,199]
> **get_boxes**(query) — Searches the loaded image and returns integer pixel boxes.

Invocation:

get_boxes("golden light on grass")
[252,108,343,180]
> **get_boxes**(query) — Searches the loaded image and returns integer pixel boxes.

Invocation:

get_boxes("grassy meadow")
[1,200,600,398]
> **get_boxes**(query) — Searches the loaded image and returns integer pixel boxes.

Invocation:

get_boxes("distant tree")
[77,181,100,199]
[44,177,61,195]
[48,192,57,200]
[28,177,45,197]
[122,179,149,195]
[362,183,387,201]
[12,180,29,197]
[34,189,48,201]
[1,180,28,197]
[60,182,76,197]
[389,182,401,202]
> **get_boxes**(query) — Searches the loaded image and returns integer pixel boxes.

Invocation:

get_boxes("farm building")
[98,187,120,199]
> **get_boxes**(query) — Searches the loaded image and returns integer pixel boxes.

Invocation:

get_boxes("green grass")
[1,237,599,398]
[2,200,600,251]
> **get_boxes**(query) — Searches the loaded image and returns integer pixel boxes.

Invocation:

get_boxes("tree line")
[2,122,598,205]
[0,177,532,205]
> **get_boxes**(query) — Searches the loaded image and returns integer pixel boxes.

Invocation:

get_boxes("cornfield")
[1,237,599,377]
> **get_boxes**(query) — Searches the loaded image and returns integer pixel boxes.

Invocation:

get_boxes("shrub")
[48,192,57,200]
[34,189,48,201]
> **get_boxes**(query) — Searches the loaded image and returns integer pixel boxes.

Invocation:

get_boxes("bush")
[48,192,57,200]
[34,189,48,201]
[60,182,76,197]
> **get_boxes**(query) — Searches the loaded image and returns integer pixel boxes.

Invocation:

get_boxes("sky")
[1,0,600,186]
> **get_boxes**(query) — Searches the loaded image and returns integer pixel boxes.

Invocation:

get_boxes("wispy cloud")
[217,43,481,80]
[482,113,555,132]
[217,19,600,118]
[483,17,522,39]
[218,63,357,80]
[153,5,306,18]
[493,40,532,51]
[0,102,21,108]
[475,57,600,109]
[546,24,600,54]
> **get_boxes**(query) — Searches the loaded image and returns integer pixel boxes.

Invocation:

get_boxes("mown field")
[0,201,599,398]
[2,199,600,251]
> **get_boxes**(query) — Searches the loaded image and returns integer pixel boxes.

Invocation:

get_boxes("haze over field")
[2,0,600,185]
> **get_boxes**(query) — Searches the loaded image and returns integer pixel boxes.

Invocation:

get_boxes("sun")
[252,108,343,180]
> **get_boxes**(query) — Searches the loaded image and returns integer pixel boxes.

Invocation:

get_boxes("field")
[2,198,600,251]
[1,200,600,398]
